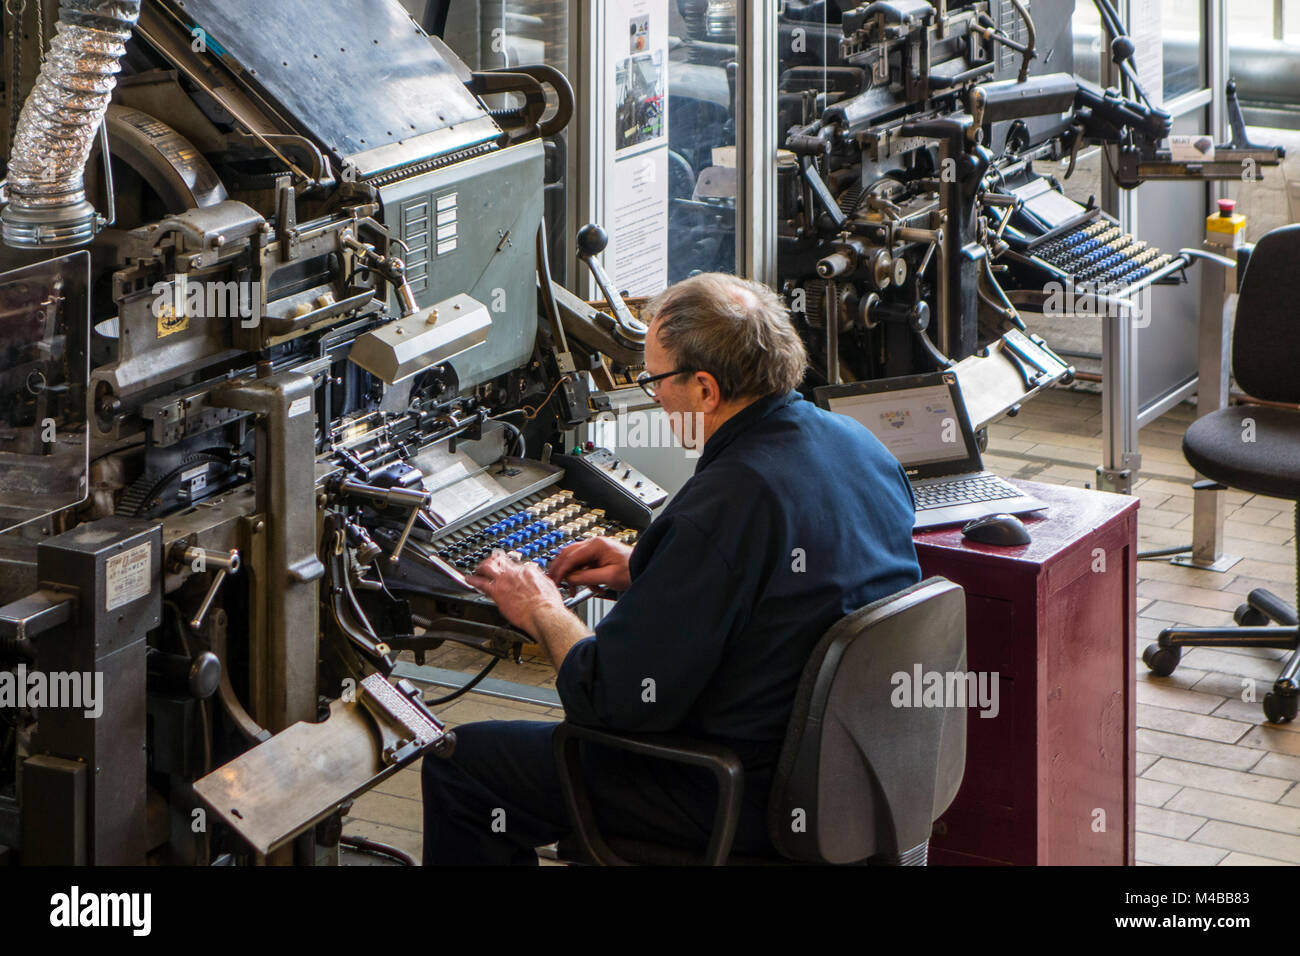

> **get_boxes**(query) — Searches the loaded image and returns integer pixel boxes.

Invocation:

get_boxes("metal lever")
[190,570,229,632]
[974,13,1031,55]
[342,233,419,317]
[98,122,116,229]
[174,546,241,632]
[576,224,648,340]
[331,477,433,565]
[389,501,427,565]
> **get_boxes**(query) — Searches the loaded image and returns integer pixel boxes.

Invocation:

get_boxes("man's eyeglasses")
[636,368,694,399]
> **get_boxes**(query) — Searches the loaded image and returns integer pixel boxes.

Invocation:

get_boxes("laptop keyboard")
[913,474,1023,511]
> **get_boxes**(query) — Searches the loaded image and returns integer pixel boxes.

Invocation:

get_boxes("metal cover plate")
[194,697,399,855]
[953,329,1073,430]
[171,0,495,166]
[348,293,491,384]
[0,252,91,533]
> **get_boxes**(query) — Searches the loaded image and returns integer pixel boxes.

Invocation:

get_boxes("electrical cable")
[979,255,1027,330]
[1101,142,1121,183]
[424,656,499,707]
[536,219,569,354]
[523,374,573,421]
[340,835,417,866]
[1007,0,1036,84]
[1138,544,1193,561]
[488,412,526,457]
[370,555,398,603]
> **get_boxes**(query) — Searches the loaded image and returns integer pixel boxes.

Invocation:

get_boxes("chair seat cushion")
[1183,405,1300,500]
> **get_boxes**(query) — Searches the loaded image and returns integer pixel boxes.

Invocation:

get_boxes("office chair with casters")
[1142,223,1300,724]
[552,576,968,865]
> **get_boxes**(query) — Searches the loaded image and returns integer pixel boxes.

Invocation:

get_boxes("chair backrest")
[767,576,967,864]
[1233,223,1300,404]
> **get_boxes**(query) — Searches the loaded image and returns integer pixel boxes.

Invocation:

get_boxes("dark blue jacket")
[556,390,921,767]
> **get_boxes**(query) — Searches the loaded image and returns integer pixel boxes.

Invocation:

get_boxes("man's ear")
[694,370,724,412]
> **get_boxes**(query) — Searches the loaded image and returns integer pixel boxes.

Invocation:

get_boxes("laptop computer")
[814,371,1048,530]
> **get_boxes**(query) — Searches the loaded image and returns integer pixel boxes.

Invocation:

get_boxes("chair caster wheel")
[1142,643,1181,677]
[1264,693,1298,724]
[1234,603,1270,626]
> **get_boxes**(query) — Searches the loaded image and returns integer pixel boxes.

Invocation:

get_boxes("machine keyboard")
[913,475,1023,511]
[432,489,637,573]
[1033,219,1175,291]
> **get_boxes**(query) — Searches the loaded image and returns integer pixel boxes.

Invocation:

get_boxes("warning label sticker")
[106,542,152,611]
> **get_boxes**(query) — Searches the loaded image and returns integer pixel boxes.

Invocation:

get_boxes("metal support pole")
[737,0,777,285]
[1172,251,1237,570]
[1096,0,1141,495]
[1097,287,1141,494]
[1168,0,1240,570]
[1174,230,1244,572]
[568,0,601,299]
[212,371,323,733]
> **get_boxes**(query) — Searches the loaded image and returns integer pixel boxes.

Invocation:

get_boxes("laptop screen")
[825,383,969,468]
[813,372,983,479]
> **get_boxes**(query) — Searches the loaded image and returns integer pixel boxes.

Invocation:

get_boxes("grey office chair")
[552,576,968,865]
[1143,223,1300,724]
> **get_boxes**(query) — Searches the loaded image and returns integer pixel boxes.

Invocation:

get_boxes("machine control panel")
[560,447,668,513]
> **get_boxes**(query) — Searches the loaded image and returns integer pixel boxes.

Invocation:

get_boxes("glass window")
[1074,1,1203,104]
[1225,0,1283,40]
[398,0,568,74]
[1072,2,1102,88]
[664,0,742,282]
[1160,0,1202,103]
[1229,0,1300,135]
[397,1,572,279]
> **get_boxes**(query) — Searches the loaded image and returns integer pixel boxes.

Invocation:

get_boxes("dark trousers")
[420,720,774,865]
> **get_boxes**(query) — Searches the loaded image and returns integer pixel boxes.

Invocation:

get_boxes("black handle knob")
[189,651,221,699]
[148,648,221,700]
[577,223,608,257]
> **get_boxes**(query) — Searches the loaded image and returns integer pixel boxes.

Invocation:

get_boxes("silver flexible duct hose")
[2,0,142,249]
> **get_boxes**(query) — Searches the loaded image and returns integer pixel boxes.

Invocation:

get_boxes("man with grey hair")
[422,272,921,864]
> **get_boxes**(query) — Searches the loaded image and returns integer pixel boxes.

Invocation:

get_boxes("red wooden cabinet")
[915,480,1138,866]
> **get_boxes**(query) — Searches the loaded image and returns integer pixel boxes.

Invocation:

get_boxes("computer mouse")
[961,513,1032,547]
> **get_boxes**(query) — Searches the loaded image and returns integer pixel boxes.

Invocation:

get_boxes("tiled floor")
[344,385,1300,866]
[343,642,565,864]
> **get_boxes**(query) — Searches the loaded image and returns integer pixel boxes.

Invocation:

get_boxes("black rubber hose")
[1138,545,1192,561]
[1009,0,1036,84]
[341,835,417,866]
[424,656,499,707]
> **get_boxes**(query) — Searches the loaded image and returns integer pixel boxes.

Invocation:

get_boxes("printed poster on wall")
[1130,0,1163,108]
[604,0,670,297]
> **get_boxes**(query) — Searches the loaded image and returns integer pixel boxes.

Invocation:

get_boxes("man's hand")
[467,550,593,669]
[466,551,569,640]
[547,536,633,592]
